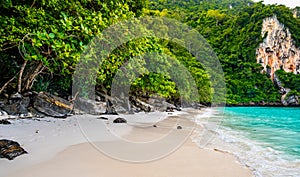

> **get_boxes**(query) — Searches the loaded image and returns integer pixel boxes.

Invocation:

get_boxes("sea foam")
[192,108,300,177]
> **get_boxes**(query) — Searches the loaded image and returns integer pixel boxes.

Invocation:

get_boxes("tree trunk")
[18,60,28,93]
[23,61,44,91]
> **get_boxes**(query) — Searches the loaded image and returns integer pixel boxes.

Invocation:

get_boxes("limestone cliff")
[256,15,300,81]
[256,15,300,105]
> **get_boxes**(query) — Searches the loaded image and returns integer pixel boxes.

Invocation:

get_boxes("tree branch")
[0,44,18,51]
[0,71,20,94]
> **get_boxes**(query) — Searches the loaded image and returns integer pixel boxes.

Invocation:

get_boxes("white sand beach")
[0,109,252,177]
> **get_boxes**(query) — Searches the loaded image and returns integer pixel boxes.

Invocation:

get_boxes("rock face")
[0,139,27,160]
[256,16,300,106]
[256,15,300,81]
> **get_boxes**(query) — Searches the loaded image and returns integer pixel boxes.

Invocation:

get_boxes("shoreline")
[1,109,252,177]
[202,107,300,177]
[225,104,300,107]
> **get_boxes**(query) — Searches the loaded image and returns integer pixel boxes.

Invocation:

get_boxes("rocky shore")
[0,91,204,160]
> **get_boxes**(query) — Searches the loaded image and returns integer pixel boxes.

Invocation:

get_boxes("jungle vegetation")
[1,0,300,104]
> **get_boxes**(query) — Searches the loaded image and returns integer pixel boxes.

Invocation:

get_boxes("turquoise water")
[222,107,300,159]
[194,107,300,177]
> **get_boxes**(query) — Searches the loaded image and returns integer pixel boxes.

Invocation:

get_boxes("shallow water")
[194,107,300,177]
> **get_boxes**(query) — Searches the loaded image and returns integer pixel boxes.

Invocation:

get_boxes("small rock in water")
[0,139,27,160]
[153,125,157,127]
[113,117,127,123]
[0,119,11,125]
[177,125,182,130]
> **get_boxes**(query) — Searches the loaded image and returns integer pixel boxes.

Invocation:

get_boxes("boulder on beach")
[0,139,27,160]
[113,117,127,123]
[177,125,182,129]
[0,119,11,125]
[33,92,72,118]
[74,97,106,115]
[2,93,30,115]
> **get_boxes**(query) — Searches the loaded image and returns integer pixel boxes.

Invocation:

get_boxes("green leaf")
[49,33,55,38]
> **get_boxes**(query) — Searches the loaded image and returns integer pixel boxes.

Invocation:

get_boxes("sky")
[253,0,300,8]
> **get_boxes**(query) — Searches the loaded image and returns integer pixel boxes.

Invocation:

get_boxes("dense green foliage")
[0,0,148,94]
[276,70,300,96]
[1,0,300,104]
[150,0,300,104]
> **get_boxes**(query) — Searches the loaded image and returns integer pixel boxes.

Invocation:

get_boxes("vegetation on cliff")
[149,0,300,104]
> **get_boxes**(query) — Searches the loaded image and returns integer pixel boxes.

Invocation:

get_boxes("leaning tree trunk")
[21,60,45,92]
[17,60,28,93]
[23,61,44,92]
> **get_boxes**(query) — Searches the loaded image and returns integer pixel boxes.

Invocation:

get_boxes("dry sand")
[1,109,252,177]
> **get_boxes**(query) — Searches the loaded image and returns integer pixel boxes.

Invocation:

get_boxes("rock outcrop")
[256,16,300,106]
[256,15,300,81]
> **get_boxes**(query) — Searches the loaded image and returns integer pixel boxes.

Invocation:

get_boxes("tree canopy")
[1,0,300,105]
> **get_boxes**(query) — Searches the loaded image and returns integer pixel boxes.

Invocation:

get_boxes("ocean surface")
[194,107,300,177]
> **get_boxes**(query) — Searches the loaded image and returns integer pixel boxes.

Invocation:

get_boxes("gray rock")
[28,107,45,118]
[177,125,182,129]
[2,97,30,115]
[114,105,128,114]
[286,95,299,105]
[33,92,72,118]
[130,96,152,112]
[0,110,8,116]
[0,119,11,125]
[0,139,27,160]
[74,97,106,115]
[0,100,5,108]
[10,93,22,100]
[113,117,127,123]
[103,99,118,115]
